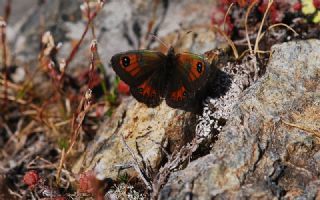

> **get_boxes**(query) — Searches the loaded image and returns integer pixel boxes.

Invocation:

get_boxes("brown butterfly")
[110,47,210,110]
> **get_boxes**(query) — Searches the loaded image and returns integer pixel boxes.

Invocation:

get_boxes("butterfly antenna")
[148,33,170,51]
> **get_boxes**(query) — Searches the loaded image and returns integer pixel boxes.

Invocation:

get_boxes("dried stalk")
[254,0,274,54]
[245,0,258,53]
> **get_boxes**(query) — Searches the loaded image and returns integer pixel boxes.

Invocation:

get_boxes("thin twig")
[120,133,152,190]
[245,0,258,53]
[66,98,91,156]
[64,2,102,74]
[88,40,97,89]
[144,0,160,41]
[8,189,23,199]
[212,25,239,59]
[56,148,65,185]
[223,3,234,33]
[281,120,320,138]
[4,0,12,22]
[0,0,11,107]
[238,49,271,60]
[0,76,24,90]
[112,110,152,190]
[151,137,203,199]
[257,23,299,43]
[0,19,8,106]
[56,90,92,184]
[0,94,40,111]
[254,0,274,54]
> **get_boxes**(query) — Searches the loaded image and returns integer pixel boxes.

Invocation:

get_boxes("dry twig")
[151,137,204,199]
[245,0,258,53]
[120,133,152,190]
[281,120,320,139]
[254,0,273,54]
[212,25,239,59]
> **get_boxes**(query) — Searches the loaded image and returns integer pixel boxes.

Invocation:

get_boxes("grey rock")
[0,0,81,63]
[72,98,191,180]
[160,40,320,199]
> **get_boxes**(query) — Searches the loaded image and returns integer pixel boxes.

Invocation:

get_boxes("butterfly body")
[111,47,210,110]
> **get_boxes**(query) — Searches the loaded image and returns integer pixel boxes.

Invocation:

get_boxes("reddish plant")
[220,0,295,25]
[78,68,102,89]
[118,80,130,95]
[95,103,106,118]
[257,0,282,23]
[314,0,320,9]
[23,170,40,189]
[293,2,302,11]
[78,171,105,200]
[220,0,256,7]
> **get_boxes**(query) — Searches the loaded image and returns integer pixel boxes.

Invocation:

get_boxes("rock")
[72,97,191,180]
[160,40,320,199]
[2,0,78,63]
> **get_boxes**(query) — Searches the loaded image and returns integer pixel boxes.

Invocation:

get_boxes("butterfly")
[110,47,211,110]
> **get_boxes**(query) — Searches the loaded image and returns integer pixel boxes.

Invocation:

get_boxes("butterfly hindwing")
[111,50,166,87]
[165,79,191,109]
[130,70,165,107]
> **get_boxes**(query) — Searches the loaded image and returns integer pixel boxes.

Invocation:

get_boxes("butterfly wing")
[165,52,210,109]
[174,52,210,91]
[165,79,191,109]
[111,50,166,107]
[130,71,165,107]
[111,50,166,87]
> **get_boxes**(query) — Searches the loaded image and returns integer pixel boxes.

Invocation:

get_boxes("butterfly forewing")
[174,52,210,91]
[165,52,210,109]
[111,50,166,87]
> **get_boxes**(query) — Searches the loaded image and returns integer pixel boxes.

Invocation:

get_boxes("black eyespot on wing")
[121,56,130,67]
[197,62,203,73]
[174,53,210,92]
[110,50,166,87]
